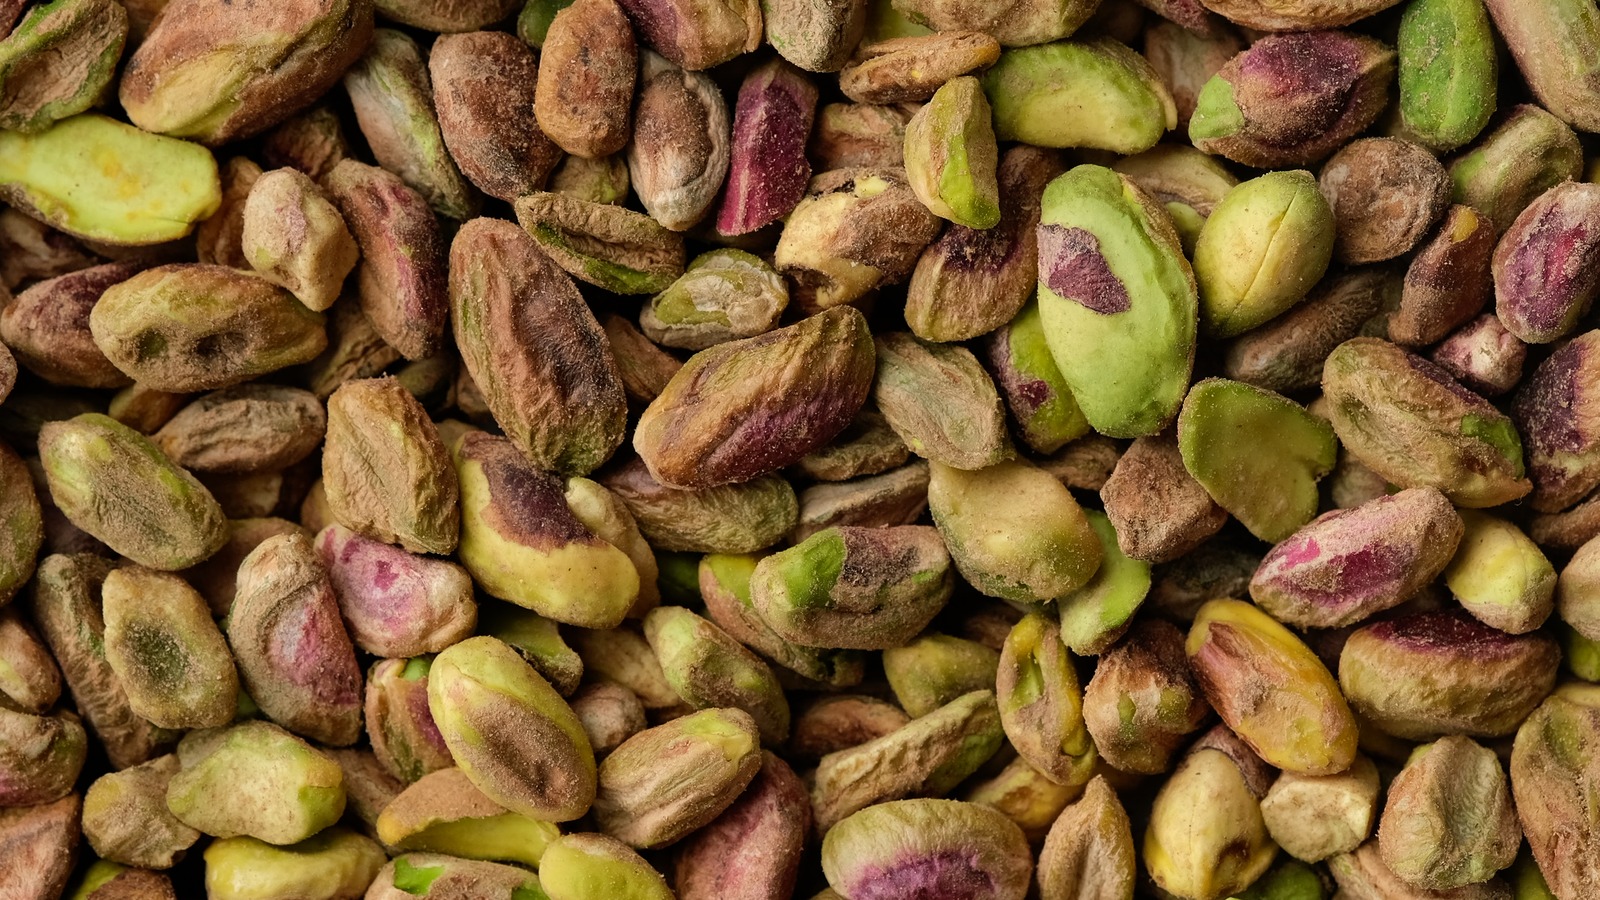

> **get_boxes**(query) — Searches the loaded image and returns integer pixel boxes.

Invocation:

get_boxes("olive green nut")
[793,408,909,483]
[823,799,1033,900]
[644,605,791,745]
[540,832,674,900]
[1449,103,1583,232]
[476,601,585,697]
[1057,509,1154,656]
[1144,727,1278,900]
[204,827,386,900]
[376,767,561,868]
[1444,510,1555,634]
[1081,618,1209,775]
[1037,776,1136,900]
[996,614,1096,788]
[886,633,1000,719]
[241,168,359,313]
[1484,0,1600,133]
[102,567,239,730]
[1377,735,1520,891]
[600,456,799,554]
[1260,754,1380,864]
[514,191,685,295]
[165,720,346,845]
[903,76,1000,229]
[82,754,200,869]
[0,0,127,133]
[1397,0,1497,152]
[1511,684,1600,899]
[982,298,1089,456]
[38,413,227,570]
[981,39,1175,154]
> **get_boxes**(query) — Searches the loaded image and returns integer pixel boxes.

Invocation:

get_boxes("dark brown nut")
[323,377,458,556]
[716,58,819,237]
[344,28,478,221]
[791,461,929,543]
[118,0,375,146]
[0,443,40,606]
[765,0,866,72]
[1431,314,1526,398]
[615,0,760,70]
[1320,138,1451,265]
[1392,204,1495,346]
[1082,619,1206,775]
[182,518,307,617]
[240,168,359,314]
[1339,610,1560,740]
[81,754,198,869]
[550,153,633,205]
[907,145,1063,343]
[1143,19,1244,127]
[1493,182,1600,345]
[601,456,798,553]
[1189,31,1396,169]
[0,342,14,406]
[890,0,1095,46]
[673,751,809,900]
[101,567,238,730]
[318,524,475,658]
[569,681,647,756]
[196,157,262,270]
[449,218,626,476]
[1250,487,1464,630]
[789,695,909,763]
[262,105,353,183]
[302,302,402,401]
[0,605,61,714]
[514,192,686,294]
[1101,433,1227,565]
[634,305,874,488]
[0,795,79,900]
[0,208,98,291]
[0,261,141,389]
[1449,104,1583,232]
[373,0,520,31]
[1222,268,1388,394]
[0,707,86,806]
[1377,735,1519,891]
[792,408,908,482]
[627,53,731,232]
[874,333,1010,470]
[839,32,1001,104]
[152,386,324,475]
[809,102,914,170]
[0,0,127,133]
[1513,331,1600,514]
[323,160,448,362]
[1531,490,1600,552]
[230,532,365,747]
[1194,0,1400,30]
[89,264,327,392]
[699,552,865,686]
[536,0,637,158]
[363,658,454,784]
[602,313,683,405]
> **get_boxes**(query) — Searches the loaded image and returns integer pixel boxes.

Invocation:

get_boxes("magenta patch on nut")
[1037,223,1131,314]
[847,849,998,900]
[716,60,819,236]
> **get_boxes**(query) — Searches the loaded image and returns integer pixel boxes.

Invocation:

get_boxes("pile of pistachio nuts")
[3,0,1600,896]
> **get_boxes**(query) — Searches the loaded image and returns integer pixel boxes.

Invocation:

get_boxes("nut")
[673,751,811,900]
[0,0,127,133]
[152,385,326,475]
[1320,138,1451,265]
[982,38,1174,153]
[241,168,359,313]
[996,614,1096,787]
[1449,103,1583,232]
[885,633,1000,719]
[1260,754,1379,864]
[1394,204,1496,347]
[1037,777,1136,900]
[841,32,998,104]
[716,58,819,236]
[903,75,1000,229]
[1377,735,1520,890]
[1082,618,1209,775]
[203,828,386,900]
[82,754,199,869]
[821,799,1032,900]
[874,333,1012,470]
[641,249,788,351]
[627,53,731,232]
[645,605,791,745]
[1397,0,1498,151]
[317,524,476,658]
[1142,726,1277,900]
[536,0,637,158]
[166,720,346,845]
[514,191,686,294]
[102,567,238,730]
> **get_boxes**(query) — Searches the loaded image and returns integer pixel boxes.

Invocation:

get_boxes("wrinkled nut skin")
[1396,0,1497,153]
[1320,138,1451,265]
[1514,331,1600,514]
[230,532,364,747]
[644,605,791,745]
[427,636,596,822]
[152,385,326,476]
[364,659,454,784]
[1394,204,1495,347]
[902,75,1000,230]
[1322,337,1531,508]
[1101,433,1228,565]
[1195,0,1401,32]
[616,0,761,70]
[1511,686,1600,900]
[101,567,238,730]
[674,751,811,900]
[118,0,375,146]
[1483,0,1600,134]
[822,799,1032,900]
[38,413,227,570]
[0,707,86,806]
[0,0,127,133]
[602,456,799,553]
[549,152,633,205]
[642,250,789,352]
[628,54,731,232]
[514,191,687,294]
[372,0,521,32]
[1339,610,1560,740]
[1190,31,1395,169]
[240,168,359,314]
[0,441,42,605]
[450,218,626,477]
[764,0,866,72]
[1,261,143,389]
[165,720,346,845]
[789,694,909,762]
[81,754,200,870]
[1433,313,1526,398]
[1331,842,1510,900]
[197,155,262,270]
[430,32,561,204]
[570,681,647,756]
[317,525,475,658]
[604,313,683,404]
[367,852,544,899]
[0,795,80,900]
[1493,182,1600,345]
[0,604,60,713]
[809,102,913,179]
[323,377,459,556]
[1082,618,1208,775]
[1377,735,1520,891]
[1249,487,1464,630]
[996,614,1096,788]
[1260,754,1379,864]
[717,59,818,236]
[982,39,1175,155]
[1187,598,1358,776]
[323,160,448,362]
[791,460,928,543]
[1450,104,1583,232]
[700,551,866,686]
[842,31,999,105]
[1037,776,1136,900]
[89,264,327,393]
[537,0,637,158]
[874,333,1011,471]
[891,0,1095,46]
[1143,20,1245,129]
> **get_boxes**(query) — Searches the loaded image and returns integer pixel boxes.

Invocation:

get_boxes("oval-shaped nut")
[1101,433,1227,565]
[317,525,475,658]
[373,0,520,30]
[539,832,675,900]
[982,38,1174,155]
[903,75,999,229]
[1493,182,1600,345]
[601,456,799,553]
[428,636,595,822]
[627,53,730,232]
[477,602,585,697]
[884,633,997,719]
[1143,727,1277,900]
[1323,337,1530,508]
[83,754,200,870]
[0,707,85,806]
[1,261,142,389]
[810,100,913,170]
[765,0,865,72]
[449,218,626,477]
[375,766,560,866]
[841,31,996,104]
[1397,0,1497,152]
[1260,755,1379,865]
[1377,735,1520,891]
[1037,776,1136,900]
[700,552,864,686]
[1057,509,1152,656]
[996,614,1095,787]
[536,0,636,158]
[203,827,385,900]
[616,0,760,70]
[822,799,1032,900]
[1393,204,1495,347]
[1320,138,1451,265]
[645,606,790,745]
[789,694,909,762]
[716,58,819,236]
[118,0,374,146]
[1143,21,1244,131]
[38,413,226,570]
[1339,610,1560,740]
[323,377,458,556]
[0,794,79,900]
[792,461,929,542]
[1512,331,1600,513]
[642,249,788,351]
[367,853,544,900]
[0,604,59,713]
[0,0,127,133]
[570,681,647,757]
[874,333,1011,470]
[674,751,810,900]
[166,720,345,845]
[102,567,237,730]
[89,264,326,392]
[1191,0,1400,35]
[1250,487,1464,629]
[1191,31,1394,168]
[1433,315,1527,401]
[514,191,686,295]
[429,32,561,205]
[1443,510,1556,635]
[240,168,359,314]
[550,152,632,205]
[323,160,448,362]
[1510,685,1600,899]
[364,658,454,784]
[1483,0,1600,134]
[1187,598,1358,776]
[1449,103,1583,232]
[153,385,325,475]
[230,533,363,747]
[1082,619,1208,775]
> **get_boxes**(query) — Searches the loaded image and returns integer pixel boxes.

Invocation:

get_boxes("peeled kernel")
[822,799,1033,900]
[982,39,1176,155]
[1397,0,1497,151]
[1057,510,1154,656]
[165,721,346,846]
[885,633,1000,720]
[203,828,385,900]
[1377,735,1520,891]
[540,832,676,900]
[903,76,1000,229]
[1144,727,1278,900]
[1261,755,1380,864]
[996,614,1096,788]
[1444,510,1556,634]
[375,767,560,868]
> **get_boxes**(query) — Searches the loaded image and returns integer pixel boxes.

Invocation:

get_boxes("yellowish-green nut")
[38,413,227,570]
[1377,735,1520,891]
[89,264,327,392]
[1444,510,1556,634]
[886,633,1000,719]
[365,657,455,783]
[0,113,220,245]
[427,636,596,822]
[1188,599,1358,776]
[641,249,789,352]
[1193,170,1334,338]
[514,191,685,295]
[1449,103,1583,231]
[367,853,546,900]
[958,755,1077,845]
[1058,509,1153,655]
[1082,618,1209,776]
[65,860,176,900]
[1144,727,1278,900]
[1397,0,1497,152]
[102,567,238,730]
[476,602,584,697]
[1035,164,1197,438]
[0,605,59,714]
[593,707,762,849]
[82,753,199,869]
[928,459,1102,604]
[0,0,127,133]
[1260,755,1379,865]
[241,167,359,313]
[1178,379,1338,544]
[903,76,1000,229]
[747,524,952,650]
[873,332,1012,469]
[982,298,1089,456]
[0,440,42,605]
[1510,684,1600,899]
[375,767,560,868]
[1037,776,1136,900]
[644,605,791,745]
[203,827,385,900]
[981,39,1175,154]
[995,614,1095,788]
[822,799,1033,900]
[1229,859,1329,900]
[1559,536,1600,642]
[165,720,346,845]
[540,832,674,900]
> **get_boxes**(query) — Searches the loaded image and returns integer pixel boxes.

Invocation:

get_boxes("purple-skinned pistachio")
[1511,330,1600,513]
[1493,182,1600,344]
[674,751,811,900]
[821,799,1033,900]
[1189,31,1396,169]
[716,59,819,237]
[982,299,1089,456]
[316,524,476,659]
[1431,314,1526,397]
[534,0,637,159]
[615,0,761,71]
[1249,487,1464,630]
[1393,204,1496,347]
[841,32,1001,105]
[1320,137,1451,265]
[365,658,454,785]
[1339,610,1560,740]
[1,260,142,389]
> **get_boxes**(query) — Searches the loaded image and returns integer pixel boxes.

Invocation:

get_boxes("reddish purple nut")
[1512,330,1600,513]
[716,59,819,237]
[316,524,478,658]
[674,751,811,900]
[1430,313,1526,397]
[1493,181,1600,345]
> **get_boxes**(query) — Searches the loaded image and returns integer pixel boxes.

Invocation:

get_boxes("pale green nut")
[101,567,239,730]
[1397,0,1498,152]
[539,833,675,900]
[165,721,346,845]
[1443,509,1555,634]
[981,38,1176,154]
[640,249,788,352]
[904,76,1000,229]
[368,853,548,900]
[375,767,561,868]
[204,828,387,900]
[0,0,128,133]
[698,551,865,686]
[1193,170,1335,339]
[996,614,1096,790]
[1057,509,1152,656]
[884,633,1000,718]
[1035,164,1197,438]
[1448,103,1583,230]
[643,605,791,745]
[984,299,1089,455]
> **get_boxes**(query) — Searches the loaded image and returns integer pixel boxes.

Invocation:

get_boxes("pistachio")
[1321,138,1451,265]
[82,754,199,869]
[1082,618,1208,775]
[674,751,811,900]
[0,604,60,713]
[514,191,686,294]
[810,102,914,170]
[1560,536,1600,643]
[789,694,910,762]
[203,828,386,900]
[1102,433,1227,564]
[1142,20,1244,129]
[1397,0,1498,151]
[240,169,359,314]
[1444,510,1555,634]
[982,299,1089,455]
[536,0,637,158]
[569,681,647,757]
[983,38,1174,154]
[101,567,238,730]
[373,0,519,31]
[791,460,929,542]
[642,250,787,351]
[716,58,819,236]
[2,262,143,390]
[569,624,684,711]
[645,605,790,744]
[166,720,345,845]
[477,601,585,696]
[550,153,632,205]
[152,386,325,476]
[68,860,177,900]
[1330,842,1510,900]
[601,456,799,553]
[427,33,560,205]
[822,799,1032,900]
[367,853,546,900]
[1037,776,1137,900]
[602,314,683,405]
[1378,735,1520,890]
[627,53,731,232]
[616,0,760,70]
[1510,685,1600,899]
[0,0,127,132]
[903,75,999,229]
[362,658,454,785]
[1193,0,1401,30]
[1260,754,1379,864]
[1393,204,1496,347]
[1483,0,1600,133]
[0,795,80,900]
[764,0,866,72]
[375,767,559,867]
[841,31,999,104]
[1432,313,1527,397]
[995,614,1095,787]
[540,832,676,900]
[885,633,1000,719]
[699,551,865,686]
[1056,509,1153,655]
[317,524,476,658]
[0,706,86,806]
[1143,727,1278,900]
[261,105,353,183]
[793,408,908,482]
[0,206,98,289]
[0,442,42,605]
[874,333,1011,469]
